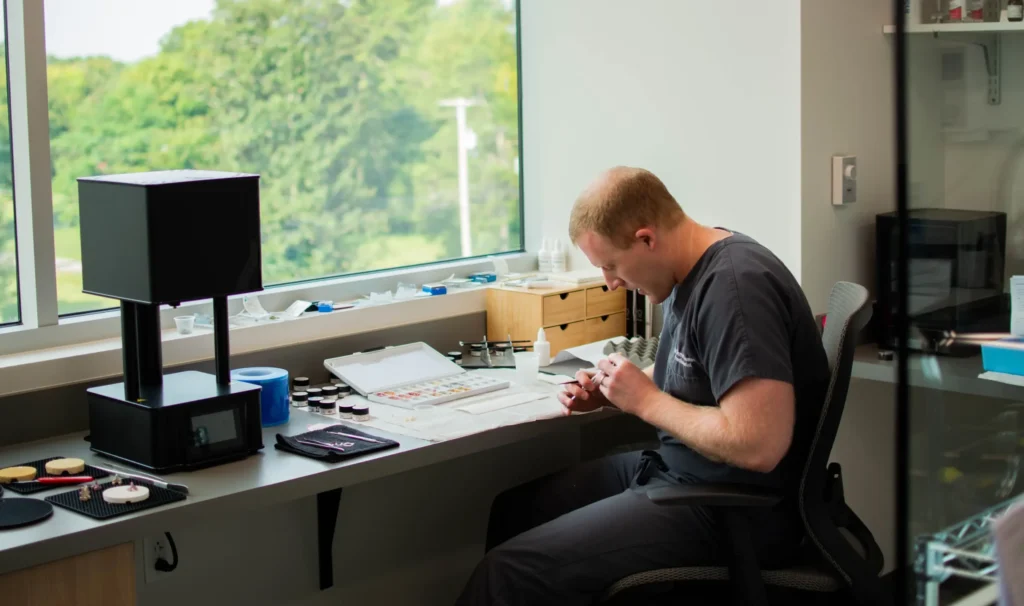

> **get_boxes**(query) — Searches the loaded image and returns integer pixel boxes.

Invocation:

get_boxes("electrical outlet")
[143,535,174,583]
[832,155,857,205]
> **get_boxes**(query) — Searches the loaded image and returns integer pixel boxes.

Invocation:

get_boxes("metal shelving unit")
[884,21,1018,106]
[884,22,1024,34]
[915,495,1021,606]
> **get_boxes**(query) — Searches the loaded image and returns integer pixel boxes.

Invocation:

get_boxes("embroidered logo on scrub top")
[673,349,697,368]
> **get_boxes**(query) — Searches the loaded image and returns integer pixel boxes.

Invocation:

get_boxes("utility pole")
[440,98,479,257]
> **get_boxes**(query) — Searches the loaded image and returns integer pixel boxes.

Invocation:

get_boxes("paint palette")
[368,374,509,409]
[325,342,511,408]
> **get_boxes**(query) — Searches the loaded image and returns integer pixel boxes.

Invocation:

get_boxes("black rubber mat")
[2,457,111,495]
[0,497,53,529]
[45,479,186,520]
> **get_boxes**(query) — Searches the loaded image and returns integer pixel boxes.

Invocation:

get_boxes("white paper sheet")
[242,294,269,317]
[537,373,574,385]
[551,336,627,366]
[284,300,310,318]
[979,371,1024,387]
[308,369,569,442]
[1013,276,1024,338]
[456,391,548,415]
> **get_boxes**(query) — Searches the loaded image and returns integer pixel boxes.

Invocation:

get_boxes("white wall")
[799,0,896,314]
[520,0,803,279]
[829,379,896,573]
[927,35,1024,278]
[897,32,1024,277]
[799,0,899,571]
[521,0,899,569]
[905,37,947,214]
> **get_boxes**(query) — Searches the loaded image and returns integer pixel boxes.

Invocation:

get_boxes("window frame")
[7,0,58,330]
[0,0,533,361]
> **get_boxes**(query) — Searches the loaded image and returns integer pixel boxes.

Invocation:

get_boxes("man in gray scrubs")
[455,166,829,605]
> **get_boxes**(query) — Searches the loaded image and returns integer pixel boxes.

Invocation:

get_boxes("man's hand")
[557,369,610,414]
[596,353,660,416]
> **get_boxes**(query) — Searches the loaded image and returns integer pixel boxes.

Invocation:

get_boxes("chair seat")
[602,562,843,601]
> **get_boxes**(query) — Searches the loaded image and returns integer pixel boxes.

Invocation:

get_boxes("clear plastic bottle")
[1010,0,1023,22]
[949,0,965,21]
[966,0,984,22]
[551,239,567,273]
[538,238,552,273]
[949,0,985,22]
[534,327,551,367]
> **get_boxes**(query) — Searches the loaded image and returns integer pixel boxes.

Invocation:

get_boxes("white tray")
[323,342,465,396]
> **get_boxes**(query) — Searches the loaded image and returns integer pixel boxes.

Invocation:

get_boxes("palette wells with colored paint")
[323,342,510,409]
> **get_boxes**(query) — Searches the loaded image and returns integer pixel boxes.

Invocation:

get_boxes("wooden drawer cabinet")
[586,285,626,318]
[542,290,585,326]
[586,312,627,344]
[487,283,628,355]
[546,321,588,355]
[0,543,135,606]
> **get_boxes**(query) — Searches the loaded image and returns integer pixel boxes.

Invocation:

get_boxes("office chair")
[602,281,890,606]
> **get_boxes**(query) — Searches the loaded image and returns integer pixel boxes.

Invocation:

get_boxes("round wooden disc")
[0,466,37,484]
[44,458,85,476]
[102,484,150,504]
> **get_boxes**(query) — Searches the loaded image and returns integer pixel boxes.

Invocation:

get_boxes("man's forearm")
[636,392,761,471]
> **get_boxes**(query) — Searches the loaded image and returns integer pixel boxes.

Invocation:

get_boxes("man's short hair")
[568,167,685,249]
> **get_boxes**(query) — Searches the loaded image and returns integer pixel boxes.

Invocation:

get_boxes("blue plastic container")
[230,367,290,427]
[469,272,497,283]
[981,339,1024,376]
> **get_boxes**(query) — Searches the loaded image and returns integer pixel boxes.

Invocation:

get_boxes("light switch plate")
[832,155,857,205]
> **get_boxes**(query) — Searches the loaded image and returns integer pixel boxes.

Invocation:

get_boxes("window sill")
[0,287,489,398]
[1,252,532,354]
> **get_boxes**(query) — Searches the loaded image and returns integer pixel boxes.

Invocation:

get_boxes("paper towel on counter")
[1012,276,1024,337]
[551,336,628,367]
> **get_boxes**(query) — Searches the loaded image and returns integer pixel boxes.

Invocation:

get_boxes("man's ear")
[635,228,656,250]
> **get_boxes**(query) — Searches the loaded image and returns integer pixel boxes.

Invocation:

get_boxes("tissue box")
[981,340,1024,376]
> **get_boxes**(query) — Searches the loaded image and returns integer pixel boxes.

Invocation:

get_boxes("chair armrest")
[647,483,783,508]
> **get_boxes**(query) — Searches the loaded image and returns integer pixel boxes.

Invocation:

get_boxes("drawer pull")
[559,293,569,300]
[601,315,609,321]
[560,324,569,331]
[601,285,609,292]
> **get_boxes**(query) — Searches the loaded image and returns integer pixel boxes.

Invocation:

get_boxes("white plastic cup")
[174,315,195,335]
[514,351,540,385]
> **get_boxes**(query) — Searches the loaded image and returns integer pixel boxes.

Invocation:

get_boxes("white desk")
[0,397,614,595]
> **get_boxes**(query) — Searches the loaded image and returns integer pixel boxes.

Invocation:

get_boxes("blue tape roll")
[231,367,290,427]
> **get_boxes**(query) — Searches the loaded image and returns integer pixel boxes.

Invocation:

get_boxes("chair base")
[604,579,856,606]
[602,564,844,600]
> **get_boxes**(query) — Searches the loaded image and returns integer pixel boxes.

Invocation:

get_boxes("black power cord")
[154,531,179,573]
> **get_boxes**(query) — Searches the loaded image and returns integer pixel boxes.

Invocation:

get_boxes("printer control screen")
[192,410,238,447]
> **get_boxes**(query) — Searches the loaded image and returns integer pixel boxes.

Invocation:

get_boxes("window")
[0,5,16,326]
[45,0,522,316]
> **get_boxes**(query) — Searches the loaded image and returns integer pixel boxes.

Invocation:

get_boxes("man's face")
[577,230,674,304]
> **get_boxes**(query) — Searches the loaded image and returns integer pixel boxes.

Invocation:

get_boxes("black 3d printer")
[79,170,266,472]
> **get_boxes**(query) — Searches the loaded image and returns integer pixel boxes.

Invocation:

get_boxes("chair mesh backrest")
[799,282,871,583]
[820,282,870,376]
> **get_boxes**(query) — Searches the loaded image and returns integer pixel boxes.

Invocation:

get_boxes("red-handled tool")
[19,476,94,486]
